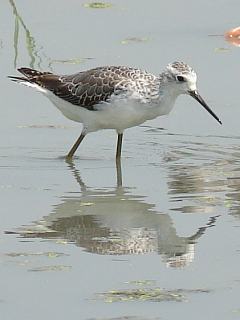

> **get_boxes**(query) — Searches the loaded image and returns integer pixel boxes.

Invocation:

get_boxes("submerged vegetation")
[83,2,112,9]
[8,0,92,69]
[97,287,210,303]
[9,0,39,68]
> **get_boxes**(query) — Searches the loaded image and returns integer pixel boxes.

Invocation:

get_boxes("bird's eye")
[176,76,185,82]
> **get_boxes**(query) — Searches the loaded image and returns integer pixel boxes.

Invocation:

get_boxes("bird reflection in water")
[8,160,219,268]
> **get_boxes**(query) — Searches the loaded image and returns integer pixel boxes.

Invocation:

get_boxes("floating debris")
[79,202,94,207]
[214,47,230,53]
[48,57,93,69]
[50,58,89,65]
[84,2,112,9]
[96,287,210,303]
[97,288,184,303]
[225,26,240,47]
[125,280,156,286]
[6,251,68,258]
[28,265,72,272]
[224,199,233,208]
[17,124,71,129]
[121,37,150,45]
[87,317,161,320]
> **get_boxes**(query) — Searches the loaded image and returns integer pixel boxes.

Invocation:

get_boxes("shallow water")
[1,1,240,319]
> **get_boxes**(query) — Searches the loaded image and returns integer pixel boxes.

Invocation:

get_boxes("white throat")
[156,84,180,116]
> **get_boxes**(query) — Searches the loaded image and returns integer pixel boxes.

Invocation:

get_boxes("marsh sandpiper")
[9,62,222,160]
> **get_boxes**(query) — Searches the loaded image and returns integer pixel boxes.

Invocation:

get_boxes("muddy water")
[1,1,240,319]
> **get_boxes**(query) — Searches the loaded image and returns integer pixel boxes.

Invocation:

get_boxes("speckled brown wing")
[16,66,158,110]
[61,66,159,109]
[57,66,124,110]
[58,66,151,110]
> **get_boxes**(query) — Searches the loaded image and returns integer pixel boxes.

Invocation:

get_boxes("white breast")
[43,86,178,133]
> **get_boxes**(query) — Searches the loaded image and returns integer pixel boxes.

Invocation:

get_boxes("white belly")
[45,90,176,133]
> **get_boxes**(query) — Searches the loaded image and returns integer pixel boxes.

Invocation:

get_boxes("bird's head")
[162,61,222,125]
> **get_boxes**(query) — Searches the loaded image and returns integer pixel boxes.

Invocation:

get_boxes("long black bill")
[188,90,222,125]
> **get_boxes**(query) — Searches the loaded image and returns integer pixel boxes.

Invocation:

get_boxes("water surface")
[1,1,240,319]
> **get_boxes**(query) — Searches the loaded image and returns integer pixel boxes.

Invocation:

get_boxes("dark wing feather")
[14,66,158,110]
[58,66,135,110]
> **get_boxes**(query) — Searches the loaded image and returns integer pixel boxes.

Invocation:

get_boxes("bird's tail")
[8,68,53,89]
[9,68,40,81]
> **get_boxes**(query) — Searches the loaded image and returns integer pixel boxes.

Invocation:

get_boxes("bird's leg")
[116,133,123,160]
[66,133,86,159]
[116,157,123,187]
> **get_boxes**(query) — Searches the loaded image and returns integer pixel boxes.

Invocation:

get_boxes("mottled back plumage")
[14,66,159,110]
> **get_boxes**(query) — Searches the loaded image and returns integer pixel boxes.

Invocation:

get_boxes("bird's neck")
[157,83,179,115]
